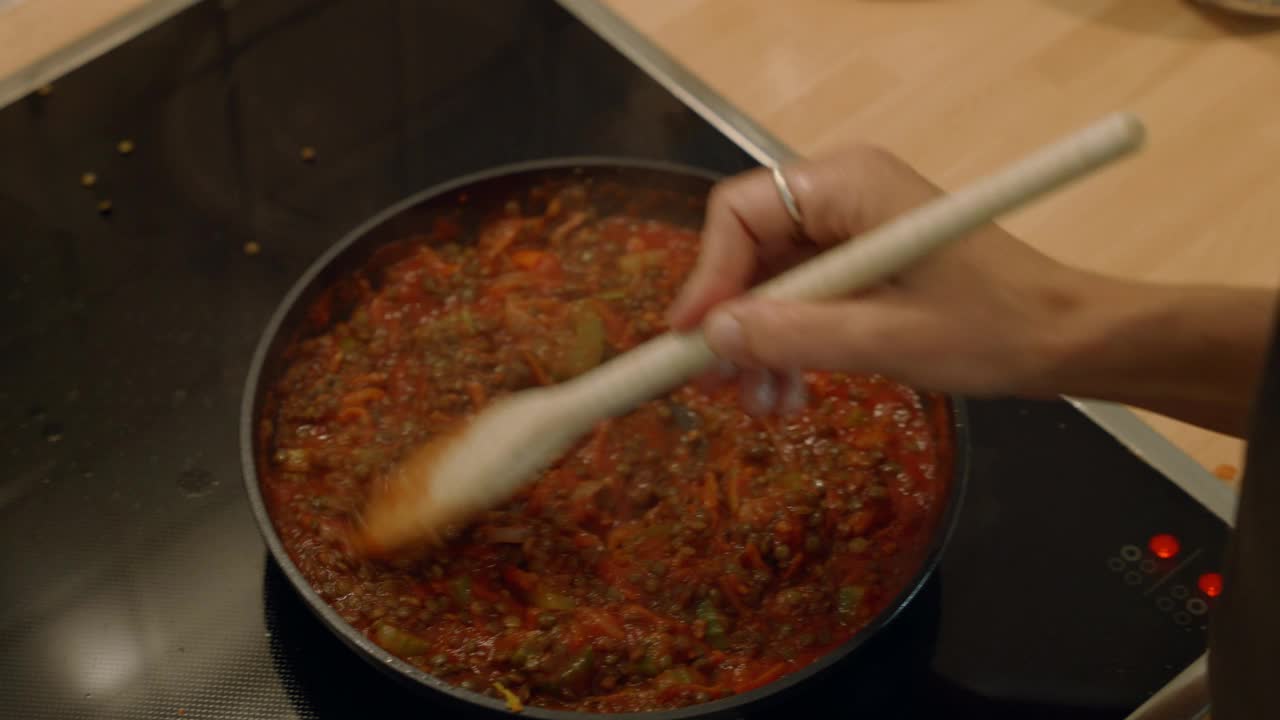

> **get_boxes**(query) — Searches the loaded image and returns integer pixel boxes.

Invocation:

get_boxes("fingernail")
[780,371,809,415]
[705,308,748,362]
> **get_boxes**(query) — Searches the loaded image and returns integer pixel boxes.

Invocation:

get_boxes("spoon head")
[354,386,579,555]
[354,429,459,557]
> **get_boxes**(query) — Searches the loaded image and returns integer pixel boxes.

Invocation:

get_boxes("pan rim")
[240,155,971,719]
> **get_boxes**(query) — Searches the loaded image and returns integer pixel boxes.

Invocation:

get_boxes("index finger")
[666,166,811,330]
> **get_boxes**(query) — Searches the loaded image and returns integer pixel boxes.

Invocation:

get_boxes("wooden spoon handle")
[565,112,1146,418]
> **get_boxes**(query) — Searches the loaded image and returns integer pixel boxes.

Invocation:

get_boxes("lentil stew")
[253,165,956,714]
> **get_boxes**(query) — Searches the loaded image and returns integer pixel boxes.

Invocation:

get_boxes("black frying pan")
[240,158,970,718]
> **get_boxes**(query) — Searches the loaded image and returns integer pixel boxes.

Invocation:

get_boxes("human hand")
[666,145,1111,414]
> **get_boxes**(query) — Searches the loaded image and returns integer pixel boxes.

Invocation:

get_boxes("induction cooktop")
[0,1,1229,718]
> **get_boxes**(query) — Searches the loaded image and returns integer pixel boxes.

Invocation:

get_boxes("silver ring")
[771,165,804,228]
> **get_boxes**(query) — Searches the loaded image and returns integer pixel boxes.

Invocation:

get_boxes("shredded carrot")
[850,509,875,536]
[511,249,552,270]
[327,350,343,374]
[621,603,667,626]
[493,682,523,712]
[717,576,750,615]
[466,381,487,408]
[726,466,743,516]
[519,349,552,386]
[737,662,788,692]
[350,371,388,387]
[701,472,719,513]
[781,552,805,581]
[585,420,613,473]
[481,219,525,260]
[419,246,458,277]
[741,543,768,572]
[853,424,889,450]
[340,387,386,406]
[502,566,539,593]
[549,211,588,244]
[336,406,369,424]
[605,525,637,551]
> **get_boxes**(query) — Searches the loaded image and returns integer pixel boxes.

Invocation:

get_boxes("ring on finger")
[771,165,805,229]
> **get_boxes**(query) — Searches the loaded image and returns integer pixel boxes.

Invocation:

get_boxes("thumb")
[702,296,920,373]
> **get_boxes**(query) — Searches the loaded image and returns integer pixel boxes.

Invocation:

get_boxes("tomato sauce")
[259,180,952,713]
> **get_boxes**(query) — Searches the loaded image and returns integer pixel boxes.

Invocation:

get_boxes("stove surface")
[0,1,1227,718]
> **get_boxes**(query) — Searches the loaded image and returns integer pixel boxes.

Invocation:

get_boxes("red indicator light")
[1148,533,1180,559]
[1199,573,1224,598]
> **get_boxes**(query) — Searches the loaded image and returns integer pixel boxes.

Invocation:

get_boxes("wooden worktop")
[2,0,1276,476]
[601,0,1280,478]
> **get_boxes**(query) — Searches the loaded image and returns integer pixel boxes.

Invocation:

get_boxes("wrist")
[1036,274,1274,436]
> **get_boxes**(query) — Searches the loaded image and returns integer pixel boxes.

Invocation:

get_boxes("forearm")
[1043,276,1277,437]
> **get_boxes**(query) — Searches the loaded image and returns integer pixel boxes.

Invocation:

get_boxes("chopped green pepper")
[275,448,310,473]
[778,471,807,491]
[555,302,605,379]
[618,249,667,274]
[637,653,659,677]
[450,575,472,608]
[372,622,430,656]
[696,600,729,649]
[837,585,865,618]
[655,667,694,689]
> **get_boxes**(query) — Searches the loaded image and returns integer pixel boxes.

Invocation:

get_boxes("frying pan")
[240,158,971,718]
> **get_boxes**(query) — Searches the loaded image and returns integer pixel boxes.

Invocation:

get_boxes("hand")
[666,145,1274,436]
[667,145,1101,413]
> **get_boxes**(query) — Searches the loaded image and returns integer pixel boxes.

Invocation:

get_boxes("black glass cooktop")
[0,1,1229,718]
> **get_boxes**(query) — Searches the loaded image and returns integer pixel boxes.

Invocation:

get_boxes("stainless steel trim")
[555,0,791,168]
[1066,398,1238,523]
[0,0,200,111]
[559,3,1228,717]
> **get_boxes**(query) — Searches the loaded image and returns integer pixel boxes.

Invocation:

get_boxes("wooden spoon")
[355,112,1146,555]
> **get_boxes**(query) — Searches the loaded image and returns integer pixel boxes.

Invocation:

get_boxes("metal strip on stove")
[0,0,200,110]
[555,0,1240,528]
[1066,398,1238,523]
[556,2,1229,719]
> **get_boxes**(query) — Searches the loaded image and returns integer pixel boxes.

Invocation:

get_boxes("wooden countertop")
[0,0,196,109]
[2,0,1276,477]
[601,0,1280,478]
